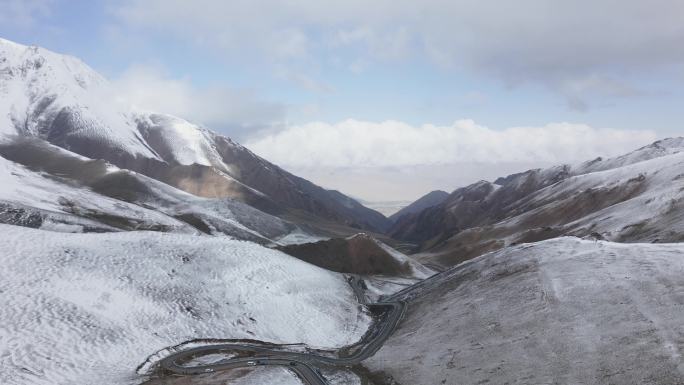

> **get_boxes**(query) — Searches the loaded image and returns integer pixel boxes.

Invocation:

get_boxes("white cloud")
[111,64,284,136]
[244,119,658,169]
[245,119,659,200]
[112,0,684,107]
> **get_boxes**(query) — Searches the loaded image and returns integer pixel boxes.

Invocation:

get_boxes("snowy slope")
[0,225,370,385]
[0,38,157,160]
[135,113,229,169]
[0,37,389,233]
[367,238,684,384]
[393,137,684,266]
[0,152,197,233]
[426,148,684,266]
[0,138,300,242]
[574,137,684,174]
[509,149,684,241]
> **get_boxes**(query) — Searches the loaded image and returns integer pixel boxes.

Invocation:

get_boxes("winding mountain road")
[153,273,441,384]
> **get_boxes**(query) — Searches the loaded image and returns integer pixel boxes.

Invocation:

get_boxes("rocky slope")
[391,138,684,266]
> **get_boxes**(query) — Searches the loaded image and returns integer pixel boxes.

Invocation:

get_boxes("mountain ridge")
[0,37,389,234]
[390,136,684,266]
[388,190,449,223]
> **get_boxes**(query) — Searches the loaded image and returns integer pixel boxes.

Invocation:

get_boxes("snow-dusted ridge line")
[0,37,244,185]
[1,36,390,233]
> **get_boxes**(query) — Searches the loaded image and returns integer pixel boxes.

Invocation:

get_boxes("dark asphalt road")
[152,272,446,384]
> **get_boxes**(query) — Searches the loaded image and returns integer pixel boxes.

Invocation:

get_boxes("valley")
[2,35,684,385]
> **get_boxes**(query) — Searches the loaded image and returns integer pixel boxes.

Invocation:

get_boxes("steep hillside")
[391,138,684,266]
[366,238,684,385]
[0,38,388,233]
[278,233,432,277]
[0,225,370,385]
[388,190,449,223]
[0,137,296,243]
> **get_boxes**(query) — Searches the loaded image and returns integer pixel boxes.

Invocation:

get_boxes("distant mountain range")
[3,36,684,265]
[5,36,684,385]
[390,137,684,266]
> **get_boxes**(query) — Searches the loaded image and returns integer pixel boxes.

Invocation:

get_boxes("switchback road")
[148,271,449,384]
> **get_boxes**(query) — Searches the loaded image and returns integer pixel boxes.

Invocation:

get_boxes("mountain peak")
[0,36,155,159]
[0,36,390,233]
[0,36,105,89]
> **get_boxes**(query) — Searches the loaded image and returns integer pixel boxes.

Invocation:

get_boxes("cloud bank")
[111,65,284,136]
[245,120,658,169]
[113,0,684,108]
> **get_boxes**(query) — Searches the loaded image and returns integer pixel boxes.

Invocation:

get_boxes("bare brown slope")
[277,234,415,276]
[390,166,571,250]
[388,190,449,223]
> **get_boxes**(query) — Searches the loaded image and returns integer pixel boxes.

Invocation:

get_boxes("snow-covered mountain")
[366,237,684,384]
[0,136,297,243]
[7,35,684,385]
[0,37,415,385]
[0,38,158,161]
[0,37,389,235]
[391,137,684,266]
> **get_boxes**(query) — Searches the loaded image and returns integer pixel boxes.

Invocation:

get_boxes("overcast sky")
[1,0,682,200]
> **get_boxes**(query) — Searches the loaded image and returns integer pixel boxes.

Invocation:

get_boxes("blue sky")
[1,0,682,200]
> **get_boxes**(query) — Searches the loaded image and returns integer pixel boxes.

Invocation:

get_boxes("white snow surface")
[0,138,297,241]
[228,367,303,385]
[574,137,684,174]
[0,154,192,232]
[135,113,230,169]
[0,38,157,159]
[0,225,370,385]
[276,230,329,246]
[347,233,434,279]
[509,149,684,242]
[0,38,249,175]
[322,369,362,385]
[374,239,434,279]
[363,276,422,301]
[367,237,684,384]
